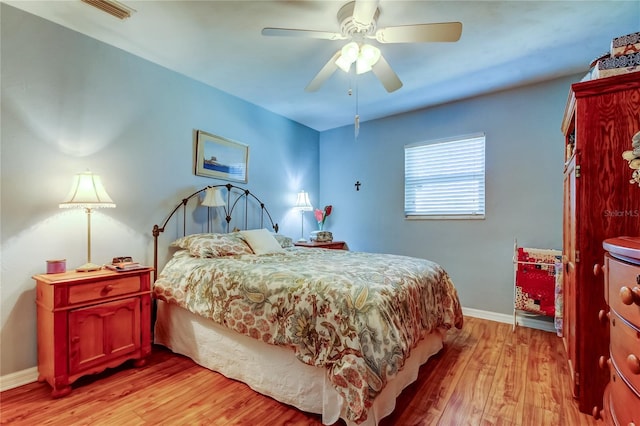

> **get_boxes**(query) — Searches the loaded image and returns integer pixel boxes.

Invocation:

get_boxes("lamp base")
[75,262,103,272]
[297,238,307,243]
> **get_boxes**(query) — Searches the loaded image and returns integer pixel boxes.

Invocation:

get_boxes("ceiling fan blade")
[262,28,345,41]
[353,0,379,28]
[371,54,403,93]
[305,51,342,92]
[374,22,463,43]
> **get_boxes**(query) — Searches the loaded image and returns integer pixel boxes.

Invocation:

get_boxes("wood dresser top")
[603,236,640,262]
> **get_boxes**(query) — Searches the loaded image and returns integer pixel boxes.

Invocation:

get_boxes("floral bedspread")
[154,248,463,424]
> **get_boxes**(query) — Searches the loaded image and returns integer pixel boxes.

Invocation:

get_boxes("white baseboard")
[0,367,38,392]
[462,307,558,333]
[0,307,557,392]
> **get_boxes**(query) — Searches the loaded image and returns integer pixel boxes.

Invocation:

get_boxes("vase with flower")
[311,205,333,242]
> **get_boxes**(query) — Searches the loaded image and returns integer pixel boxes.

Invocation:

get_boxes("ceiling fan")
[262,0,462,93]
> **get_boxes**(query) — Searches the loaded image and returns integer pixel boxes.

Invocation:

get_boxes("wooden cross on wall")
[355,181,361,191]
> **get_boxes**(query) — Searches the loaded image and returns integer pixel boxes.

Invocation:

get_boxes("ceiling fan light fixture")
[335,55,353,73]
[341,42,359,62]
[356,44,380,74]
[356,57,372,74]
[360,44,381,65]
[335,41,359,72]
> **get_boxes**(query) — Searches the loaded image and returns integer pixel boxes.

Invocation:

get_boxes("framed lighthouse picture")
[195,130,248,183]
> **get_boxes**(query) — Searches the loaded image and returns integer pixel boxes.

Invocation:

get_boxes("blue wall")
[319,75,580,314]
[0,4,319,376]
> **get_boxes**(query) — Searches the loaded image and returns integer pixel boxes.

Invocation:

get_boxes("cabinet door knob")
[565,261,574,274]
[627,354,640,375]
[71,336,80,343]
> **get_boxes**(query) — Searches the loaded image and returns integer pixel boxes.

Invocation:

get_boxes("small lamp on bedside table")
[202,186,229,232]
[59,170,115,271]
[294,190,313,242]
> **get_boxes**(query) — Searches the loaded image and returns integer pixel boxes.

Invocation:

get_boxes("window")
[404,133,485,219]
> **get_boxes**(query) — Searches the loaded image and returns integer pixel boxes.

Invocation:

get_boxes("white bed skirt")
[154,300,445,426]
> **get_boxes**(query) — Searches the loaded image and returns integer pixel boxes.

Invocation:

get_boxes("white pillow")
[240,228,285,255]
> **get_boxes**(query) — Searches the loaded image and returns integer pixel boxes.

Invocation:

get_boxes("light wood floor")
[0,316,599,425]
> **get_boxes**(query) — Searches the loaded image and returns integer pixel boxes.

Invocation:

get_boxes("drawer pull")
[101,284,114,295]
[598,309,609,324]
[620,286,640,306]
[593,263,602,276]
[627,354,640,375]
[598,355,610,370]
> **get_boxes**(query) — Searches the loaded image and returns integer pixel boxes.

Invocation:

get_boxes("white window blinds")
[404,134,485,219]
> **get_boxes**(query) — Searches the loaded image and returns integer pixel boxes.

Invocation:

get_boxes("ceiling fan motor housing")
[338,1,379,39]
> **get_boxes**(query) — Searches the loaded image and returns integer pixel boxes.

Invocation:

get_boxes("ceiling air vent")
[81,0,135,20]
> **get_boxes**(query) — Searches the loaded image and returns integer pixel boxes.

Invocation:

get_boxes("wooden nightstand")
[294,241,347,250]
[33,267,153,397]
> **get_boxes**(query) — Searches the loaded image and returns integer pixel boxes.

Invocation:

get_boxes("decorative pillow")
[170,233,212,250]
[272,233,294,248]
[240,228,285,255]
[170,233,253,257]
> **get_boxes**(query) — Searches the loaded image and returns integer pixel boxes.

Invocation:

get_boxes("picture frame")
[195,130,249,183]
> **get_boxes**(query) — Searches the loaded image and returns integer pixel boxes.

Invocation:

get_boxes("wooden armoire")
[561,72,640,416]
[562,72,640,414]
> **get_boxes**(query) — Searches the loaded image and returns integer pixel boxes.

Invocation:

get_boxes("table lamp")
[59,170,115,271]
[294,190,313,242]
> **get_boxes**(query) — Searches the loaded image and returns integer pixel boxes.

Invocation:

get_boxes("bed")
[151,184,463,425]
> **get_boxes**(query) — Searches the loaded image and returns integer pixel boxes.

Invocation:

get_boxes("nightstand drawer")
[68,276,141,304]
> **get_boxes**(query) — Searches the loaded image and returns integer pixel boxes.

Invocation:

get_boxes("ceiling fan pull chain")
[354,77,360,139]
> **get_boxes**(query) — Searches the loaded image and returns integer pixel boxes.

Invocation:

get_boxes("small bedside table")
[294,241,347,250]
[33,267,153,397]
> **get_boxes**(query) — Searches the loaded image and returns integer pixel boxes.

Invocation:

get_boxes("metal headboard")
[152,183,279,280]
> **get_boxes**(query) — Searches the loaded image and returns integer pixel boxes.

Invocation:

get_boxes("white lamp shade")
[341,42,359,62]
[59,171,115,209]
[335,55,353,73]
[357,44,381,74]
[294,191,313,211]
[356,57,372,74]
[202,187,226,207]
[335,41,359,73]
[360,44,381,66]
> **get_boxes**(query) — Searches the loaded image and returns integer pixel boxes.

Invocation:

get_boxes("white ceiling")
[5,0,639,131]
